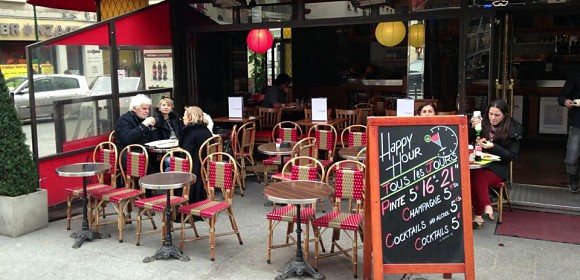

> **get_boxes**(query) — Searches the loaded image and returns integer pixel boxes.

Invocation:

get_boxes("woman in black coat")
[154,96,183,140]
[179,106,213,203]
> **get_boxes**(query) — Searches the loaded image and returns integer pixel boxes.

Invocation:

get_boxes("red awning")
[26,0,97,12]
[45,2,171,46]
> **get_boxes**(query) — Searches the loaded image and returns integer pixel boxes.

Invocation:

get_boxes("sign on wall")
[143,49,173,89]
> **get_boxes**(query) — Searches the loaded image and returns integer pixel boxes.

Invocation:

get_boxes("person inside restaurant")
[469,99,522,229]
[153,96,183,141]
[262,73,294,108]
[178,106,213,204]
[115,94,159,190]
[417,101,438,116]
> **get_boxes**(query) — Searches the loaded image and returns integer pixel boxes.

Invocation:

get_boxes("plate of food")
[482,153,500,161]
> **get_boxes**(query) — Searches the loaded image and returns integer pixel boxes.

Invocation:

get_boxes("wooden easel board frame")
[364,116,475,280]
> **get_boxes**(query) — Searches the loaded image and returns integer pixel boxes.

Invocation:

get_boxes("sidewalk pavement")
[1,178,580,280]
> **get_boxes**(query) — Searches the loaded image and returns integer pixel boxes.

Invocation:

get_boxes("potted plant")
[0,70,48,237]
[249,50,267,94]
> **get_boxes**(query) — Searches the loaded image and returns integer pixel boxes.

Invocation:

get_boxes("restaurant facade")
[20,0,580,206]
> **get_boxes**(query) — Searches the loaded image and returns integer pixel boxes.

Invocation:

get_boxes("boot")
[569,175,579,193]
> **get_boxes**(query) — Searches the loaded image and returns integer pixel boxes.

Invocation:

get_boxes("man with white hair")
[115,94,158,154]
[115,94,159,191]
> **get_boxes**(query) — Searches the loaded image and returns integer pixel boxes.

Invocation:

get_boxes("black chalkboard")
[364,116,474,280]
[378,125,463,263]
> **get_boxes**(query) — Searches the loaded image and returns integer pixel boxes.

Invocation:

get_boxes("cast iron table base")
[274,204,325,280]
[143,189,190,263]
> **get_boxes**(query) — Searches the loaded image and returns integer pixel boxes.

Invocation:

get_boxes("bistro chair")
[179,152,243,261]
[108,130,115,142]
[262,121,303,186]
[270,137,318,182]
[334,108,360,132]
[340,124,367,149]
[353,103,375,126]
[312,160,366,278]
[64,141,117,231]
[308,124,338,169]
[255,106,282,143]
[92,144,149,243]
[490,181,513,224]
[266,156,325,264]
[369,96,388,116]
[199,135,223,164]
[244,106,258,118]
[133,148,192,246]
[231,121,261,194]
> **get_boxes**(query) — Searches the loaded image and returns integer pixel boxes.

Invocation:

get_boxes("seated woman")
[154,96,183,140]
[417,101,437,116]
[178,106,213,203]
[469,99,523,229]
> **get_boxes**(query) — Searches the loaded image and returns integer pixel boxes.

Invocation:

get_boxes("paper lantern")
[409,23,426,48]
[375,22,406,47]
[247,29,274,53]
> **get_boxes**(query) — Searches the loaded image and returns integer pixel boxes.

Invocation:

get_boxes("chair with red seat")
[270,137,318,183]
[179,152,243,261]
[134,148,192,246]
[262,121,303,186]
[64,141,118,231]
[312,160,366,278]
[92,144,150,243]
[231,121,261,194]
[255,106,282,143]
[340,124,367,149]
[266,156,325,264]
[308,124,338,169]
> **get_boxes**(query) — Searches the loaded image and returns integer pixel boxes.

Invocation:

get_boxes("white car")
[10,74,90,120]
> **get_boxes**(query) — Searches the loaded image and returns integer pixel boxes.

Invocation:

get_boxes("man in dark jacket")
[558,71,580,193]
[115,94,158,189]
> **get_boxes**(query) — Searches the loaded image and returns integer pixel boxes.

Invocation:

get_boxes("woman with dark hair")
[417,101,438,116]
[262,73,294,108]
[470,99,523,229]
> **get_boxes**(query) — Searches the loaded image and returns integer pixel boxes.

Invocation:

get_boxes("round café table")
[263,180,334,280]
[338,146,366,161]
[258,142,297,206]
[139,172,197,263]
[56,162,111,248]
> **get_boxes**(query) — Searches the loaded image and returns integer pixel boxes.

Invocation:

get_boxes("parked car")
[88,76,142,97]
[86,76,142,113]
[10,74,90,121]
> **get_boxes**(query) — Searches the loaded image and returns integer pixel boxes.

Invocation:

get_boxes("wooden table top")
[212,116,264,124]
[263,180,334,204]
[139,172,197,190]
[257,142,296,156]
[338,146,366,161]
[295,118,348,127]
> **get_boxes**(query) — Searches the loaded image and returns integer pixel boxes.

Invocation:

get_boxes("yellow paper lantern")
[409,23,426,48]
[375,22,406,47]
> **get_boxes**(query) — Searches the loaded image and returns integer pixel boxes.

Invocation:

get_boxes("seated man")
[115,94,158,189]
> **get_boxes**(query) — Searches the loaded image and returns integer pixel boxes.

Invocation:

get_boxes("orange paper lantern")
[375,22,406,47]
[247,29,274,53]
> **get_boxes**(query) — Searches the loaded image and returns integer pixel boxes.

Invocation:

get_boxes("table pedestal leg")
[71,176,110,248]
[143,190,190,263]
[275,204,325,280]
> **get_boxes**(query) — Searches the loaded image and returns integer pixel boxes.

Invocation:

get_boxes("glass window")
[52,77,80,90]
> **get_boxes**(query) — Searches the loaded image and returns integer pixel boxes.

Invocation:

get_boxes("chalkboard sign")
[364,116,475,280]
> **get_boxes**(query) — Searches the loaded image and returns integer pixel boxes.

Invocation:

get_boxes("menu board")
[364,116,474,280]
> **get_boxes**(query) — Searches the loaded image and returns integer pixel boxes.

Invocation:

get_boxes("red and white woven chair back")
[348,132,367,147]
[278,127,298,142]
[202,152,238,201]
[335,169,364,201]
[94,142,118,186]
[290,165,318,181]
[282,156,325,182]
[119,144,148,189]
